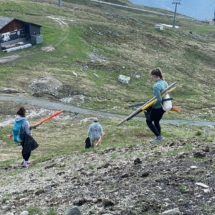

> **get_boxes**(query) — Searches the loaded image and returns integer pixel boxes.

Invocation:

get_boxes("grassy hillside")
[0,0,215,121]
[0,0,215,160]
[1,2,215,214]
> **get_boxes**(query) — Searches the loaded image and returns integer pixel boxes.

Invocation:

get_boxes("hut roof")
[0,16,42,30]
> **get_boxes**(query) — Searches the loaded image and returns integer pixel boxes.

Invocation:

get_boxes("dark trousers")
[21,143,31,161]
[146,107,165,137]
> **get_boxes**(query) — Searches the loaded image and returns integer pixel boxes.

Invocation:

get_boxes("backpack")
[157,83,173,112]
[162,93,173,112]
[12,119,26,143]
[85,137,91,149]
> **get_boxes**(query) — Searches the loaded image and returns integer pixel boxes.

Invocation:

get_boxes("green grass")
[47,209,58,215]
[1,0,215,120]
[2,197,10,203]
[1,2,215,215]
[27,206,43,215]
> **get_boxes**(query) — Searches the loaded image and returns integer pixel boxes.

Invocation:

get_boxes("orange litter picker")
[96,132,105,146]
[33,110,64,126]
[170,106,180,113]
[8,110,64,139]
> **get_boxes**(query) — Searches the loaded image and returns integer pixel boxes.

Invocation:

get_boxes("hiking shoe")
[22,163,29,168]
[21,161,30,165]
[151,136,165,143]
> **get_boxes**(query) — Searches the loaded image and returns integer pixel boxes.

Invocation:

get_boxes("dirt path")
[0,95,215,127]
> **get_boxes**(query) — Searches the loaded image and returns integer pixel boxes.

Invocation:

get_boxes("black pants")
[146,107,165,137]
[21,143,31,161]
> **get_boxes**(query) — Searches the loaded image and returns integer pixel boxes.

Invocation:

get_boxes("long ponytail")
[150,67,164,80]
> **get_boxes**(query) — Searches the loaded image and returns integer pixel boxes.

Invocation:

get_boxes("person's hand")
[30,122,42,129]
[31,125,37,129]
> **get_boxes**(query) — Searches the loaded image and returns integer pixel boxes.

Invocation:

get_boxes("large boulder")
[29,77,81,99]
[29,77,63,98]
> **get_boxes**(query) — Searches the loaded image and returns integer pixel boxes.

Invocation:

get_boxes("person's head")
[150,68,164,81]
[17,107,26,117]
[94,117,98,122]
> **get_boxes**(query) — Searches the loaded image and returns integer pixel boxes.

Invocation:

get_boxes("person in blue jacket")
[15,107,40,167]
[147,68,168,143]
[87,117,103,147]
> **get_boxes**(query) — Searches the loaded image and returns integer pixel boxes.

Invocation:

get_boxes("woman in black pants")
[147,68,168,142]
[14,107,39,167]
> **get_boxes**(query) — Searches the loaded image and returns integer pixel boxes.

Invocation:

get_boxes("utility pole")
[214,8,215,25]
[172,0,181,28]
[58,0,61,7]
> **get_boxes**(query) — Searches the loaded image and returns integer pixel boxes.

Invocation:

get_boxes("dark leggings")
[21,143,31,161]
[146,108,165,137]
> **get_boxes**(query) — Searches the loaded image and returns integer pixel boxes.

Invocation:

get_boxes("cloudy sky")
[129,0,215,20]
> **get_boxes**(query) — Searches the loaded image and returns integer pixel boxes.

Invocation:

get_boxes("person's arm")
[22,121,32,135]
[99,125,103,136]
[30,122,41,130]
[87,125,91,137]
[152,86,162,107]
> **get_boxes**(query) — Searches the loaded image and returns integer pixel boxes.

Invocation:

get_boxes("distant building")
[154,24,164,30]
[202,19,214,25]
[0,16,43,52]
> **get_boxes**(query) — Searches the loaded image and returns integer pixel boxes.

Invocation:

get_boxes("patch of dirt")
[41,46,55,52]
[1,139,215,214]
[0,54,20,64]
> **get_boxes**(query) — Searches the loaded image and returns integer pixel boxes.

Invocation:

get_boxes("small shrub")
[195,130,202,136]
[47,209,58,215]
[2,197,10,203]
[179,185,186,193]
[27,206,43,215]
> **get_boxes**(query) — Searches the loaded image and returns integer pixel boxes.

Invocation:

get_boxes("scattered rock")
[162,208,181,215]
[64,206,81,215]
[141,171,149,177]
[87,52,106,62]
[0,140,215,215]
[195,182,209,188]
[118,75,130,84]
[0,88,20,93]
[73,198,87,206]
[202,146,210,152]
[60,95,85,104]
[190,166,198,169]
[193,152,206,158]
[134,158,142,165]
[20,211,29,215]
[102,198,115,207]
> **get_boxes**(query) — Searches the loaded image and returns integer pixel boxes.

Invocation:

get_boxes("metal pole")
[172,1,181,28]
[58,0,61,7]
[173,3,177,28]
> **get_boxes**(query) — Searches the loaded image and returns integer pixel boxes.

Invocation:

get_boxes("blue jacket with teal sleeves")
[152,79,168,108]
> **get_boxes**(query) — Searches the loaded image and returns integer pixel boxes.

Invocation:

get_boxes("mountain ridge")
[129,0,215,20]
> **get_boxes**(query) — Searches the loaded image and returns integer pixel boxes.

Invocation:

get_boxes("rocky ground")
[1,138,215,215]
